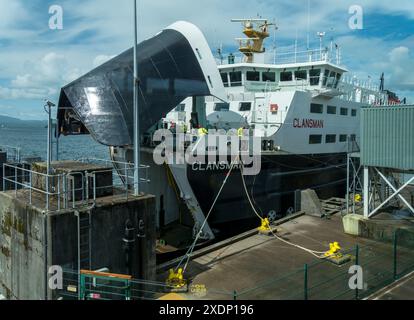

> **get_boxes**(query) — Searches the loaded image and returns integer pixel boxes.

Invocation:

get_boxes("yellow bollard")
[166,268,186,289]
[258,218,271,233]
[324,242,342,258]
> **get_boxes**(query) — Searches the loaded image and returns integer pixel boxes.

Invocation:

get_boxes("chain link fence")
[54,229,414,300]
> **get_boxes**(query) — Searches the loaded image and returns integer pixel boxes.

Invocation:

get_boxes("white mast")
[317,31,325,60]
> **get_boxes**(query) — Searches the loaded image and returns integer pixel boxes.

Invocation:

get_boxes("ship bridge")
[218,61,348,96]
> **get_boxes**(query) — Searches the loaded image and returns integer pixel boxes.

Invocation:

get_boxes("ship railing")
[2,159,150,212]
[0,145,21,163]
[217,47,341,66]
[275,48,332,65]
[77,157,151,198]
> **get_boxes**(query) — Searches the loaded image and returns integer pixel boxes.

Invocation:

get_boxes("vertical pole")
[133,0,140,196]
[14,166,17,196]
[29,169,32,204]
[319,36,322,60]
[89,210,92,270]
[304,264,308,300]
[76,211,81,292]
[306,0,310,50]
[346,153,350,215]
[233,290,237,301]
[363,167,369,218]
[2,164,5,192]
[55,136,59,161]
[355,245,359,300]
[79,273,85,300]
[44,214,49,300]
[393,230,398,280]
[47,104,52,175]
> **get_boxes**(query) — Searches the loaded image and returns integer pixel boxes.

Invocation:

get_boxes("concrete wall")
[0,191,156,300]
[0,192,46,300]
[343,214,414,248]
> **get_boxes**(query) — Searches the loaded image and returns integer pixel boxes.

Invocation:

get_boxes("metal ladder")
[76,210,92,271]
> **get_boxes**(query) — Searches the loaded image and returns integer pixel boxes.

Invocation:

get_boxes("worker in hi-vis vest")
[198,127,208,136]
[181,123,188,134]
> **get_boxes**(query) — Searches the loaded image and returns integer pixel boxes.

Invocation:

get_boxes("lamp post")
[44,100,56,175]
[133,0,140,196]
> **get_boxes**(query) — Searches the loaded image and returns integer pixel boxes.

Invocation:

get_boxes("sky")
[0,0,413,120]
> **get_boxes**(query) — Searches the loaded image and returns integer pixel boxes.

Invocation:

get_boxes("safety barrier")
[2,158,150,212]
[57,269,178,301]
[0,145,21,163]
[53,228,414,301]
[232,228,414,300]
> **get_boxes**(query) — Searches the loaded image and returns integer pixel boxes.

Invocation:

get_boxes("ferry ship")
[57,19,390,241]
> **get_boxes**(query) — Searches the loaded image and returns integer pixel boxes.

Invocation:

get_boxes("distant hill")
[0,115,22,124]
[0,115,46,126]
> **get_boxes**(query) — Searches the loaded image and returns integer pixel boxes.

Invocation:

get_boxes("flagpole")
[133,0,140,196]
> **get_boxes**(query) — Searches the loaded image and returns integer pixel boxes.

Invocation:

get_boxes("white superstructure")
[163,19,388,155]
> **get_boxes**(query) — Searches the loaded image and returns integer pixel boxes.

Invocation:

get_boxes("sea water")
[0,122,108,161]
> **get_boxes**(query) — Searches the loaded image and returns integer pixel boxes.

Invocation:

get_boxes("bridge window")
[246,71,260,81]
[335,73,342,88]
[351,109,357,117]
[323,69,330,86]
[327,105,337,114]
[239,102,252,111]
[262,72,276,82]
[309,69,321,86]
[310,103,324,114]
[326,135,336,144]
[309,135,322,144]
[175,104,185,112]
[214,103,230,112]
[327,71,337,88]
[229,71,242,87]
[339,135,348,142]
[280,71,293,82]
[294,70,307,81]
[220,72,229,87]
[340,108,348,116]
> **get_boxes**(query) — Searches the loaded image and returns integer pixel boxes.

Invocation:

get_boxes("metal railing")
[57,269,178,301]
[0,145,21,163]
[2,159,150,212]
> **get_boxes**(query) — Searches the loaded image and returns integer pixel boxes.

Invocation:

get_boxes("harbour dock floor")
[164,213,414,300]
[369,272,414,300]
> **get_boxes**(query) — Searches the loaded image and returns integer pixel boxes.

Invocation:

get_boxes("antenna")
[329,27,335,61]
[294,29,298,63]
[272,18,278,64]
[231,18,273,63]
[307,0,310,50]
[317,31,325,60]
[217,43,224,65]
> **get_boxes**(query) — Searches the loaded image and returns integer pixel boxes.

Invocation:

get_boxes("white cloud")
[0,52,84,100]
[0,0,413,116]
[388,46,414,91]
